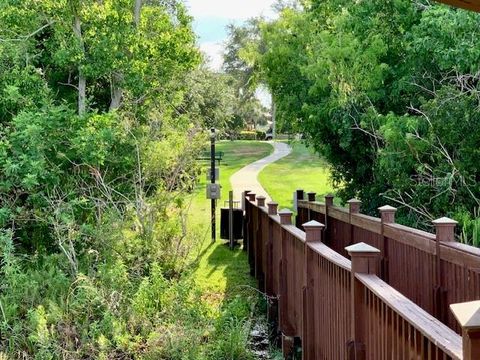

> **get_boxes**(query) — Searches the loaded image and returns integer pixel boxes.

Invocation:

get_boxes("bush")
[237,130,265,140]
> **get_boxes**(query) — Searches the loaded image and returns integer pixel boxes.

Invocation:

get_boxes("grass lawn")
[186,140,273,305]
[258,141,336,210]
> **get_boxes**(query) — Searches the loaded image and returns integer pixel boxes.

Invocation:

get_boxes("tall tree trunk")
[109,0,142,111]
[109,72,123,111]
[73,15,86,116]
[134,0,143,27]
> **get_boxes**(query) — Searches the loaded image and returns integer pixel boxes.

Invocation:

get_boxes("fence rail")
[296,193,480,334]
[244,191,480,360]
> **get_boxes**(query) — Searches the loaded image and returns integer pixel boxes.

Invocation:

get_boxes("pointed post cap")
[347,198,362,204]
[303,220,325,242]
[432,217,458,225]
[278,208,293,225]
[256,195,266,207]
[346,242,380,275]
[345,242,381,255]
[450,301,480,330]
[303,220,325,228]
[379,205,397,224]
[433,217,458,242]
[347,198,362,214]
[378,205,397,212]
[267,201,278,215]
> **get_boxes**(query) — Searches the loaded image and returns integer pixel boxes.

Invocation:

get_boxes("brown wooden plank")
[309,202,326,214]
[384,223,436,254]
[356,274,462,359]
[283,224,306,241]
[437,0,480,12]
[308,242,352,271]
[351,213,382,234]
[328,206,350,223]
[440,242,480,269]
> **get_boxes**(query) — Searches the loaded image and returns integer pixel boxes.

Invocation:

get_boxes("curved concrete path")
[231,141,292,202]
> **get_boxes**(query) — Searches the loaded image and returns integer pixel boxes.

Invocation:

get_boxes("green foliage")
[0,0,259,358]
[236,130,264,140]
[459,209,480,247]
[223,20,270,131]
[248,0,480,234]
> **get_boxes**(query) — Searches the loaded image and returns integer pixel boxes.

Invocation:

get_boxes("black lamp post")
[210,128,216,242]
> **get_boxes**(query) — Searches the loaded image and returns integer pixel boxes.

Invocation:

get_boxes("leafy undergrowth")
[0,141,274,359]
[184,140,274,358]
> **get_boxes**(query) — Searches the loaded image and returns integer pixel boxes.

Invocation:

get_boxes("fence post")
[242,190,250,211]
[303,220,325,360]
[347,199,362,247]
[255,196,266,290]
[297,189,305,201]
[307,192,316,223]
[295,189,305,227]
[378,205,397,282]
[243,191,251,253]
[325,194,334,207]
[268,201,278,216]
[257,195,266,208]
[346,242,381,360]
[247,193,256,275]
[433,217,458,323]
[324,194,334,245]
[278,208,294,357]
[266,201,278,333]
[279,209,293,225]
[450,300,480,360]
[347,198,361,214]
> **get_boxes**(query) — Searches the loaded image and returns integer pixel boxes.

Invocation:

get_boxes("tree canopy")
[246,0,480,235]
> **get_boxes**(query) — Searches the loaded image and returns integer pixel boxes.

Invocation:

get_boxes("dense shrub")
[0,0,258,358]
[236,130,266,140]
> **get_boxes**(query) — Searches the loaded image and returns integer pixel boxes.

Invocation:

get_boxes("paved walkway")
[230,141,292,202]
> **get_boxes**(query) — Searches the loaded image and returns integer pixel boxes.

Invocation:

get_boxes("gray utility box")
[206,183,221,199]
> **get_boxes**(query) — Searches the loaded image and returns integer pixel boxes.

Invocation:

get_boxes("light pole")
[210,128,216,242]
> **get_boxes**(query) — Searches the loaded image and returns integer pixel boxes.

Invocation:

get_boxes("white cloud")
[185,0,276,21]
[200,42,224,71]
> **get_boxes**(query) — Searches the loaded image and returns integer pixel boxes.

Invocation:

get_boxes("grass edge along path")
[187,140,273,305]
[258,141,336,210]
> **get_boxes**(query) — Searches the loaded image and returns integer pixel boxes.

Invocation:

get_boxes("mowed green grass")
[258,141,335,210]
[187,141,273,305]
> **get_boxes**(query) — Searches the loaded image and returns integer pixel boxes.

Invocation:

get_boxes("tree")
[223,19,270,131]
[251,0,480,233]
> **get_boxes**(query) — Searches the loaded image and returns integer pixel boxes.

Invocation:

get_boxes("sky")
[184,0,276,71]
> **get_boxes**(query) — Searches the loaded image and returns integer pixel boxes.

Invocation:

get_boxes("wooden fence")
[244,191,480,360]
[296,191,480,334]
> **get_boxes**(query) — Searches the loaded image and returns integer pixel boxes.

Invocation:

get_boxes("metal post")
[229,190,234,250]
[210,128,216,243]
[272,101,276,141]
